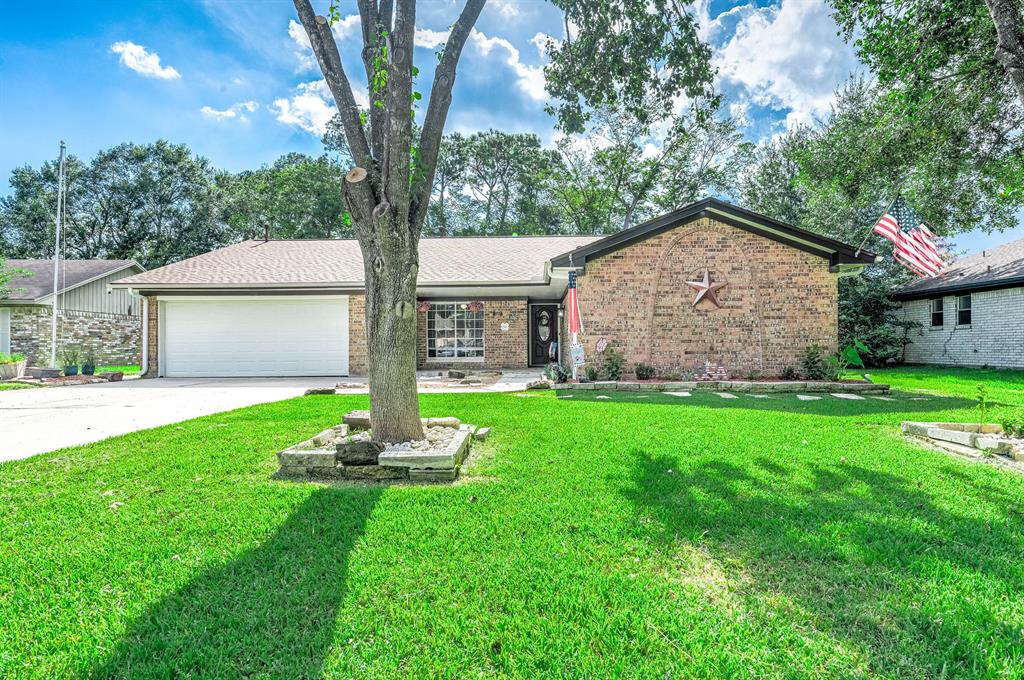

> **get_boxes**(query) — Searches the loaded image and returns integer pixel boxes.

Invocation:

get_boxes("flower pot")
[64,365,79,377]
[82,364,96,376]
[0,360,26,380]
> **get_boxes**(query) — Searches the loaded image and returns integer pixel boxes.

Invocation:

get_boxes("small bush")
[822,356,844,382]
[59,348,81,367]
[602,347,625,381]
[544,362,569,384]
[0,352,25,365]
[800,345,827,380]
[634,362,655,380]
[585,365,599,382]
[780,365,799,380]
[1000,410,1024,437]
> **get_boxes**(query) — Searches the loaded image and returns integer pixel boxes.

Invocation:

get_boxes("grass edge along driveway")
[1,369,1023,678]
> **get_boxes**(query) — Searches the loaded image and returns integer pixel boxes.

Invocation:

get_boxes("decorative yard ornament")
[686,268,727,308]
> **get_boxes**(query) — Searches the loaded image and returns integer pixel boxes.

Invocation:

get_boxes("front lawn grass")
[0,382,39,391]
[94,364,140,376]
[2,374,1023,678]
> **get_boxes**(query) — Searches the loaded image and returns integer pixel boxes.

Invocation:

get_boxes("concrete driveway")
[0,377,340,463]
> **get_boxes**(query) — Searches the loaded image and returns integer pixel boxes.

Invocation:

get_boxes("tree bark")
[984,0,1024,108]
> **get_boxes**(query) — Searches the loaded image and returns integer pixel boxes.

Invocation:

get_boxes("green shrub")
[60,348,81,367]
[634,362,655,380]
[1000,410,1024,437]
[584,365,599,382]
[780,365,799,380]
[544,362,569,383]
[602,347,625,382]
[800,345,827,380]
[0,352,25,364]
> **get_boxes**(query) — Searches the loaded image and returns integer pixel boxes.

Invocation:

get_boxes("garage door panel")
[163,298,348,377]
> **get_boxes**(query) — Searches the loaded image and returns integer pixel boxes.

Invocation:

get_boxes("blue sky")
[1,0,1020,254]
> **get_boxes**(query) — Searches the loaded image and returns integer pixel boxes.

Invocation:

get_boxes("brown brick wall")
[415,299,529,371]
[348,294,367,375]
[574,216,838,379]
[9,305,140,367]
[144,296,159,376]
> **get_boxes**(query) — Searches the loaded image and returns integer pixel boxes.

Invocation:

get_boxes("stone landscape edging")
[555,380,889,394]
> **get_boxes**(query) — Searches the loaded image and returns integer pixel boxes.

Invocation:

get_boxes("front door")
[529,304,558,366]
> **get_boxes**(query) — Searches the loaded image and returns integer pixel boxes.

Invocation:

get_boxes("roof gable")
[549,198,877,271]
[4,260,142,301]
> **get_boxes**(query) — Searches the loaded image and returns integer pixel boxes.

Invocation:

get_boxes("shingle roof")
[4,259,140,301]
[892,237,1024,299]
[113,236,605,288]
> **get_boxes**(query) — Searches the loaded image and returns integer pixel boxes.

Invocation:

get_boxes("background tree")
[0,257,29,301]
[295,0,715,442]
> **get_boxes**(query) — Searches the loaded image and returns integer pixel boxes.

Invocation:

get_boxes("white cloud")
[273,80,369,136]
[415,27,450,48]
[200,100,258,122]
[710,0,860,129]
[490,0,522,20]
[470,30,547,101]
[529,32,554,59]
[288,16,362,71]
[109,41,180,80]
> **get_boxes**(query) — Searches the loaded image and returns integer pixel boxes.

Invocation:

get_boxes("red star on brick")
[685,268,728,308]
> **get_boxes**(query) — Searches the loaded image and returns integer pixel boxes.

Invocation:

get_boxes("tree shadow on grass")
[624,450,1024,675]
[88,486,382,679]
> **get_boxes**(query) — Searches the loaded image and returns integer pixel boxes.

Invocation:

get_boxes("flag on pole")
[871,197,946,277]
[567,270,581,334]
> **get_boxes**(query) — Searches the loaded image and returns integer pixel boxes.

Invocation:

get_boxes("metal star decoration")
[685,268,728,308]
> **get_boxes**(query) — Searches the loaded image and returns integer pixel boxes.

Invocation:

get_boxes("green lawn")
[94,364,140,376]
[0,382,38,391]
[2,370,1023,678]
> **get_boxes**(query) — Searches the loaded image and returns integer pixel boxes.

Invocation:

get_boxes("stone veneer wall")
[348,294,367,375]
[144,296,158,376]
[416,298,529,370]
[10,305,141,367]
[900,287,1024,368]
[572,216,838,378]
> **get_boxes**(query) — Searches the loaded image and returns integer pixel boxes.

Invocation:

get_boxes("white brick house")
[894,237,1024,368]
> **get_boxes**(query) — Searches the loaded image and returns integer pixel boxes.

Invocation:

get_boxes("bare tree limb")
[410,0,486,231]
[380,0,417,227]
[293,0,374,176]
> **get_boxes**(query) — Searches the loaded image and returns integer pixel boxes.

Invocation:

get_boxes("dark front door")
[530,304,559,366]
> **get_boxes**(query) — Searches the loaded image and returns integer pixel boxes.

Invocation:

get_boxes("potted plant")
[0,352,27,380]
[60,348,81,376]
[81,351,97,376]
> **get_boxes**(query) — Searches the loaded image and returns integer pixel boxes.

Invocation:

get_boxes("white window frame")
[426,301,485,362]
[929,297,944,328]
[956,293,972,326]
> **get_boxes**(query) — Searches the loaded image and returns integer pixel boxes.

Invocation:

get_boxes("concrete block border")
[555,380,890,394]
[902,421,1024,462]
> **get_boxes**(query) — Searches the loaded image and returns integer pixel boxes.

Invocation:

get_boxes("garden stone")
[796,395,821,401]
[409,468,459,482]
[277,448,336,468]
[595,395,611,399]
[447,369,466,379]
[341,464,408,480]
[926,428,975,446]
[304,387,336,396]
[343,410,372,429]
[336,437,386,465]
[665,391,690,397]
[830,393,864,400]
[715,392,738,399]
[423,417,461,428]
[98,372,123,382]
[473,427,491,441]
[526,379,552,390]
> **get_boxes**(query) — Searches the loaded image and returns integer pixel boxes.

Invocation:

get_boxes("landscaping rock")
[98,371,123,382]
[341,464,408,480]
[304,387,336,396]
[409,468,459,482]
[447,369,466,379]
[336,435,386,465]
[423,416,461,428]
[343,410,371,429]
[473,427,491,441]
[460,377,483,385]
[311,424,349,446]
[277,448,336,468]
[379,428,471,469]
[526,379,552,390]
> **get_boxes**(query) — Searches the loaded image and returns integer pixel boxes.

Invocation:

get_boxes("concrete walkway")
[0,377,338,463]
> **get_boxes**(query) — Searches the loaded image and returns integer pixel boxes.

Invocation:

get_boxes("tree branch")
[293,0,374,176]
[410,0,486,231]
[380,0,417,225]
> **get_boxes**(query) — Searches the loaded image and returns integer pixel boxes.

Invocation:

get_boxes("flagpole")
[854,194,900,257]
[49,141,66,369]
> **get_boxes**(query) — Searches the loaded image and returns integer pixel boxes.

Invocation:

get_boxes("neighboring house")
[893,237,1024,368]
[1,259,144,366]
[111,198,875,378]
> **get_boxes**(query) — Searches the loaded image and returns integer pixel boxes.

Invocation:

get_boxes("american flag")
[872,197,946,277]
[567,270,581,334]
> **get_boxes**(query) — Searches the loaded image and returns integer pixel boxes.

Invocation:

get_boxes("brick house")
[1,259,143,366]
[893,236,1024,368]
[111,198,875,378]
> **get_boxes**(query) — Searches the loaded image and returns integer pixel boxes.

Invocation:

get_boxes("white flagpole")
[49,141,65,369]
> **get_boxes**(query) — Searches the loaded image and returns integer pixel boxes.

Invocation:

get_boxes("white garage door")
[162,297,348,377]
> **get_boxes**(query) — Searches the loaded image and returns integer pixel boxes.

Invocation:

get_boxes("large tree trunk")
[985,0,1024,108]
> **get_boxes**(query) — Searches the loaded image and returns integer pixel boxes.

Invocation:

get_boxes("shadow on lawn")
[624,451,1024,675]
[561,389,978,416]
[89,486,382,679]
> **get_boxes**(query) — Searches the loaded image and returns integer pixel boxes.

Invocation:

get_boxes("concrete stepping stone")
[557,394,574,399]
[868,396,894,401]
[716,392,738,399]
[665,391,691,397]
[830,393,865,400]
[596,395,611,400]
[796,394,821,401]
